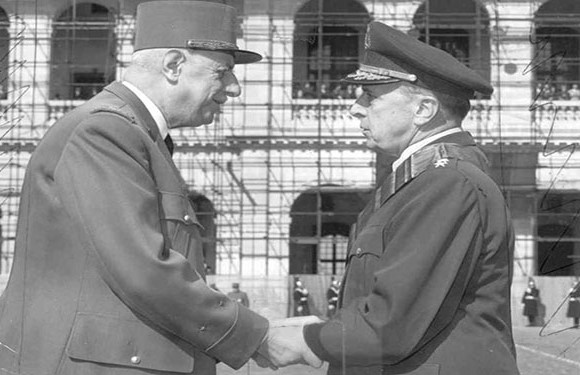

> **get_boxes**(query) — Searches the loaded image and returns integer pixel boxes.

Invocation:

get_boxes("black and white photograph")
[0,0,579,374]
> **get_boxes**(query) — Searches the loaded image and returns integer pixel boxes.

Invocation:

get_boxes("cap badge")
[434,158,449,168]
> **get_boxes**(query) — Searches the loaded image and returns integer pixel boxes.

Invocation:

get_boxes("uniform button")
[131,356,141,364]
[200,325,206,331]
[356,247,362,255]
[183,214,192,223]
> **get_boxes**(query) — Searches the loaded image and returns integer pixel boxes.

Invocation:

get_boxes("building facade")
[0,0,578,302]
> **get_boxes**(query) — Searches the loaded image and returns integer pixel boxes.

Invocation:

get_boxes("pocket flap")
[348,225,384,260]
[160,191,203,228]
[66,313,194,373]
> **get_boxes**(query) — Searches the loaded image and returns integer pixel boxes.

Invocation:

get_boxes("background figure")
[567,280,580,328]
[522,278,540,326]
[227,282,250,307]
[293,277,310,316]
[326,277,340,319]
[568,83,580,100]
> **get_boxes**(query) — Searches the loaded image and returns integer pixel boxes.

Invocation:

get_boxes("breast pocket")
[159,191,204,258]
[344,225,384,297]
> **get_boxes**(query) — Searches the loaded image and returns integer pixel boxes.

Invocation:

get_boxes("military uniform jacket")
[0,82,268,375]
[522,287,540,317]
[567,286,580,318]
[304,132,519,375]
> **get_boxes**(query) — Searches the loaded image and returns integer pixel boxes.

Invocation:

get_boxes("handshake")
[252,316,324,370]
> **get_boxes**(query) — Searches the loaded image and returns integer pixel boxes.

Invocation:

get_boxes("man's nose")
[225,72,241,97]
[349,101,366,119]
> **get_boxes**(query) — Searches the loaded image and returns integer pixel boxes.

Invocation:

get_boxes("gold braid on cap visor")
[348,64,418,82]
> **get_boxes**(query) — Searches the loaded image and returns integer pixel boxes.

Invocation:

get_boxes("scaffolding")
[0,0,579,281]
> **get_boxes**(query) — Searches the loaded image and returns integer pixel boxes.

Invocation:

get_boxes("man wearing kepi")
[0,2,323,374]
[302,22,520,374]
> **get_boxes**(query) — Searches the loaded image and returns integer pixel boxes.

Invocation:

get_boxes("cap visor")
[234,49,262,64]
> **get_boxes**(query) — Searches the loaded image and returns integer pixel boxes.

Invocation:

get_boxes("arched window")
[412,0,490,98]
[293,0,369,99]
[50,3,116,100]
[0,8,9,100]
[533,0,580,101]
[289,186,372,275]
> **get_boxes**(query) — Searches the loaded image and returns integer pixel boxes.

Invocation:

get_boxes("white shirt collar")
[392,127,463,172]
[122,81,169,139]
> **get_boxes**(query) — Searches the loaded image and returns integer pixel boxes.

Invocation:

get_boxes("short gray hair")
[130,48,172,72]
[402,84,471,120]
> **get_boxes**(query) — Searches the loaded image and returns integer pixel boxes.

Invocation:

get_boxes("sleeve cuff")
[303,322,336,362]
[206,305,269,369]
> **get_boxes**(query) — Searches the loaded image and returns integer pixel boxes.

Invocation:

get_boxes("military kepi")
[345,22,493,99]
[134,1,262,64]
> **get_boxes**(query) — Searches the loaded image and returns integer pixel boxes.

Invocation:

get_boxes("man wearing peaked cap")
[301,22,520,374]
[0,1,321,374]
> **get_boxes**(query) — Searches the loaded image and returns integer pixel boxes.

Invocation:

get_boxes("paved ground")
[218,326,580,375]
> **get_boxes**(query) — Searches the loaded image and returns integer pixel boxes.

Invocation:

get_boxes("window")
[412,0,491,98]
[292,0,369,99]
[318,234,348,275]
[50,3,116,100]
[534,0,580,101]
[289,186,372,274]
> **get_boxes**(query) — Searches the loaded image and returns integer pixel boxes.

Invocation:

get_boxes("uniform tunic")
[304,132,519,375]
[0,82,268,375]
[522,287,540,318]
[567,286,580,319]
[327,285,340,318]
[293,286,311,316]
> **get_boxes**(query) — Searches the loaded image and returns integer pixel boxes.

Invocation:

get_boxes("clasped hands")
[253,315,324,370]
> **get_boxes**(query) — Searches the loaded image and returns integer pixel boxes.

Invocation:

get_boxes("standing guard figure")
[567,280,580,328]
[293,277,310,316]
[326,277,340,319]
[522,278,540,326]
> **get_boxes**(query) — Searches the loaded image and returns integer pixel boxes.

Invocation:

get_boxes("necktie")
[164,134,174,156]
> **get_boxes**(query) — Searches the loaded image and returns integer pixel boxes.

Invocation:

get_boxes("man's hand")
[253,315,324,369]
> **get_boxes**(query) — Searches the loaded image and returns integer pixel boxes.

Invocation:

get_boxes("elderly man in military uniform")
[297,22,520,375]
[0,2,323,374]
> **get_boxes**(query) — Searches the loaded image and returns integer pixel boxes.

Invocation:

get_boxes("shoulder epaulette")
[89,105,137,124]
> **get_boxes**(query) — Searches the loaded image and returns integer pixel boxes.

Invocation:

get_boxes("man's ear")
[413,96,439,127]
[162,49,186,83]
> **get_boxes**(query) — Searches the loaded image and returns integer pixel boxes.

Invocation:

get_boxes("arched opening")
[187,191,217,275]
[533,0,580,100]
[292,0,370,99]
[412,0,491,98]
[289,186,372,275]
[50,3,116,100]
[537,191,580,276]
[0,8,9,99]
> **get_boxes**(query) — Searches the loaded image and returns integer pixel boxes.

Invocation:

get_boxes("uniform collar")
[122,81,169,139]
[392,127,463,172]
